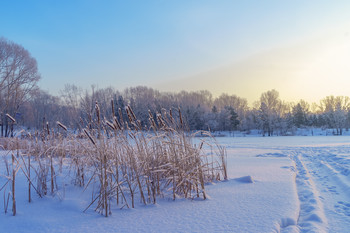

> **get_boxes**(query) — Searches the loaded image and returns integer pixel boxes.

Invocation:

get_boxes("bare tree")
[23,90,62,129]
[319,96,350,135]
[257,89,281,136]
[213,94,248,130]
[60,84,84,129]
[0,37,40,136]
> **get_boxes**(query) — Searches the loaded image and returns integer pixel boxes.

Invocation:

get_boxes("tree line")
[14,85,350,137]
[2,37,350,137]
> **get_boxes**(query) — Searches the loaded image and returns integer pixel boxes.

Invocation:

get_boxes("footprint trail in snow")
[290,146,350,232]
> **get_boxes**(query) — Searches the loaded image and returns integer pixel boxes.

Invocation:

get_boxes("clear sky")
[1,0,350,104]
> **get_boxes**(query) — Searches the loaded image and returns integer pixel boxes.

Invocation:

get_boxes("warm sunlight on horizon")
[1,1,350,104]
[156,24,350,104]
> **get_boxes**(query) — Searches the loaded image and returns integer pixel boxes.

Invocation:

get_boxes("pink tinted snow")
[0,149,299,233]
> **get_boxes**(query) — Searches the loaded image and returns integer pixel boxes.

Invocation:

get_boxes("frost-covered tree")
[292,100,309,128]
[227,106,240,131]
[319,96,350,135]
[257,90,280,136]
[213,94,248,130]
[0,37,40,136]
[60,84,83,129]
[24,90,62,129]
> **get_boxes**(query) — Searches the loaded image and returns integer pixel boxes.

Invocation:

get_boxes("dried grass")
[0,106,227,217]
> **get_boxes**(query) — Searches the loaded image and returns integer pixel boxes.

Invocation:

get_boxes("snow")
[233,175,254,183]
[1,136,350,232]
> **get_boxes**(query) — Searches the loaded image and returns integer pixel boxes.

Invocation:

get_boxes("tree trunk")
[5,120,9,137]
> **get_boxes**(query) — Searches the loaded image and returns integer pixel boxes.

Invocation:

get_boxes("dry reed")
[0,106,227,217]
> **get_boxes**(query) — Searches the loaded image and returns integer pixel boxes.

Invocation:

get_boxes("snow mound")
[276,217,299,233]
[233,175,254,183]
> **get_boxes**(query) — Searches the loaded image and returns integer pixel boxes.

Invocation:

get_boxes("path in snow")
[290,146,350,232]
[218,136,350,232]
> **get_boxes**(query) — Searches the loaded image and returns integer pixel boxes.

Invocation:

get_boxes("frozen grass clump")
[0,105,227,217]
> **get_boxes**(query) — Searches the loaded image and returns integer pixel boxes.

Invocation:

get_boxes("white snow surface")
[1,136,350,232]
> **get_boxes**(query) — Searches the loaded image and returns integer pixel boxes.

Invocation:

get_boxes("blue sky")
[1,1,350,103]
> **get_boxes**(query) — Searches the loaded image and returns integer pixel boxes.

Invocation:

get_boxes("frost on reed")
[0,104,227,217]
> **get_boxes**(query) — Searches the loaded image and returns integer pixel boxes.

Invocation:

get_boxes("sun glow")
[289,34,350,103]
[158,28,350,104]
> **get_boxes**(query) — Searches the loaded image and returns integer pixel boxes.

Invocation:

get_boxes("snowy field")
[1,136,350,232]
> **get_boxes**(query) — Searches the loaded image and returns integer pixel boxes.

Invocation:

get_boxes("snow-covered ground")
[1,136,350,232]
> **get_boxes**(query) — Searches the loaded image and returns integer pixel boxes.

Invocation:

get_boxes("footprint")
[334,201,350,216]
